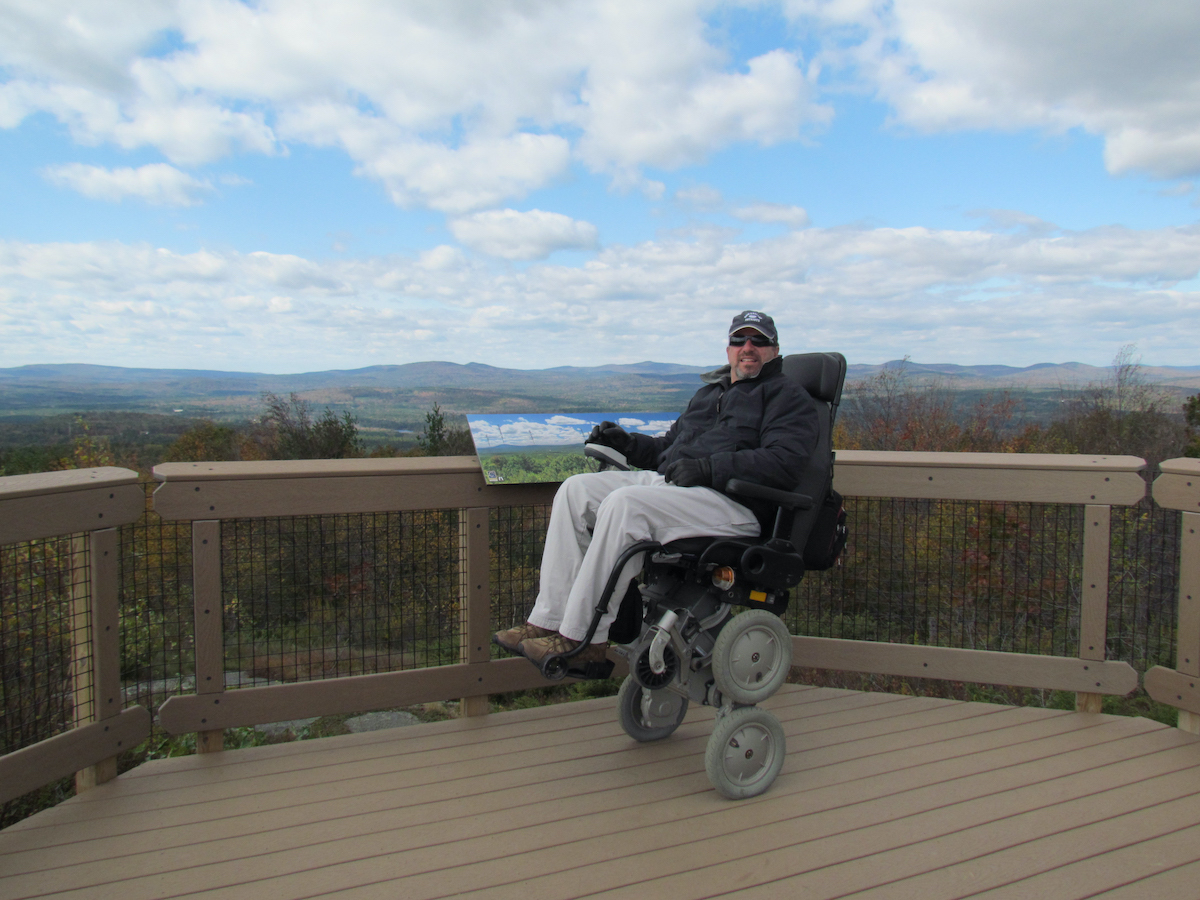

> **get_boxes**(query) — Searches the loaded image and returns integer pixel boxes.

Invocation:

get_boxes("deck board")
[2,685,1199,900]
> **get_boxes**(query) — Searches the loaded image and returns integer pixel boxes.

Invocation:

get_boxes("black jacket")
[625,355,820,529]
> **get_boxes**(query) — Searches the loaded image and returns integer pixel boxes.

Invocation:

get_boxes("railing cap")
[1159,457,1200,477]
[154,456,480,482]
[834,451,1146,473]
[0,466,141,501]
[1153,457,1200,511]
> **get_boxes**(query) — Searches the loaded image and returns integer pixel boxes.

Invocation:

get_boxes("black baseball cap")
[729,310,778,344]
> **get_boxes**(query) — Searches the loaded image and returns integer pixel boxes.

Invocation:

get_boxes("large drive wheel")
[705,706,786,799]
[711,609,792,704]
[617,676,688,742]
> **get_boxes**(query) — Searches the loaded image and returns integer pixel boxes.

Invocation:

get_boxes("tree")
[1183,394,1200,459]
[246,393,363,460]
[50,418,117,470]
[417,402,449,456]
[1043,345,1185,472]
[163,421,240,462]
[839,359,1023,452]
[415,403,476,457]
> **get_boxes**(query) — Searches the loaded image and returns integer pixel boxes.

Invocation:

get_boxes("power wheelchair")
[538,352,847,799]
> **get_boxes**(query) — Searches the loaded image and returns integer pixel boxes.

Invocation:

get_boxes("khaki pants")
[528,470,759,642]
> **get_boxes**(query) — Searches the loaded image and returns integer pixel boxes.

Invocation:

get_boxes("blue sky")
[1,1,1199,373]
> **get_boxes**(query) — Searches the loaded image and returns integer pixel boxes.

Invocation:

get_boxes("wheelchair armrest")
[584,443,630,471]
[726,478,814,510]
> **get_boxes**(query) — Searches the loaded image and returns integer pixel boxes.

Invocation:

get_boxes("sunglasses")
[729,334,774,347]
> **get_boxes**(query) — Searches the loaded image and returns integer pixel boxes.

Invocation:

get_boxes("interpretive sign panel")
[466,412,678,484]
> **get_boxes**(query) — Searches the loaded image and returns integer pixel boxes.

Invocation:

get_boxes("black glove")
[665,457,712,487]
[586,421,631,454]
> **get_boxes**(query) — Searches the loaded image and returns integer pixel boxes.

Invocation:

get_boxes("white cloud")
[676,185,724,210]
[2,0,1198,210]
[0,1,830,211]
[3,221,1199,371]
[449,209,599,260]
[41,162,213,206]
[733,203,810,228]
[791,0,1200,179]
[352,135,572,214]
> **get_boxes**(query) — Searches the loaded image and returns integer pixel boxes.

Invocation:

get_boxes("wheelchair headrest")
[782,352,847,407]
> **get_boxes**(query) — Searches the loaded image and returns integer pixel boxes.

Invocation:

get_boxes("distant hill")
[848,360,1200,389]
[0,360,716,426]
[2,359,1198,427]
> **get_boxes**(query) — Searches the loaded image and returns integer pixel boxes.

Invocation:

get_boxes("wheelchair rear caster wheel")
[617,676,688,742]
[711,609,792,705]
[705,706,786,799]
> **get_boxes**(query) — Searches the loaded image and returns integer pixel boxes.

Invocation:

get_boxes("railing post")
[192,520,225,752]
[1176,512,1200,735]
[71,535,93,790]
[1076,504,1110,713]
[74,527,121,790]
[458,507,491,717]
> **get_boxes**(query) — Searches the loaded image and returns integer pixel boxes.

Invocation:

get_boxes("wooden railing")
[0,468,151,804]
[1144,457,1200,734]
[4,451,1192,810]
[149,457,567,750]
[816,451,1146,711]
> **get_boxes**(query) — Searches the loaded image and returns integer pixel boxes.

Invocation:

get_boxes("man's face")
[726,328,779,382]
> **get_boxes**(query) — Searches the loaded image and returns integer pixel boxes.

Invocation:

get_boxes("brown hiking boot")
[493,622,556,654]
[519,633,609,666]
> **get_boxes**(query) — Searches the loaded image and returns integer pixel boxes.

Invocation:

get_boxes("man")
[494,310,819,669]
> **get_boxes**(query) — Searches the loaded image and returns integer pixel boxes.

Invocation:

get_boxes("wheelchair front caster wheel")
[617,676,688,742]
[705,706,786,800]
[540,655,569,680]
[711,609,792,705]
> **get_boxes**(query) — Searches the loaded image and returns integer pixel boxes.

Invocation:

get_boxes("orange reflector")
[711,566,735,590]
[749,590,768,603]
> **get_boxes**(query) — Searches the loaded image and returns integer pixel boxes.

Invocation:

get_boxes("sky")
[1,0,1199,374]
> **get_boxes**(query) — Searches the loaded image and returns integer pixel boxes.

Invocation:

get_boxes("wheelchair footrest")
[566,658,615,680]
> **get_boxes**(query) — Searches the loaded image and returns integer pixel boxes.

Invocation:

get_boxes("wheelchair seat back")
[779,351,846,549]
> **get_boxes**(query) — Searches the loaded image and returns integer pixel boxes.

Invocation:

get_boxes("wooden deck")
[4,684,1200,899]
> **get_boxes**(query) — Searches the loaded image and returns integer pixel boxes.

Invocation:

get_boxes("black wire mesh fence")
[219,510,464,685]
[1108,501,1179,672]
[1,534,90,756]
[790,498,1179,672]
[117,502,194,717]
[790,499,1086,657]
[490,504,551,654]
[0,533,90,827]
